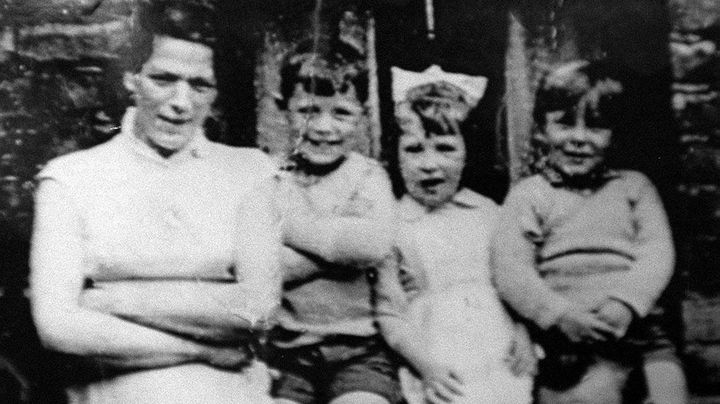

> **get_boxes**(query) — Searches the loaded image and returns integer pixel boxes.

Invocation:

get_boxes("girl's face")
[544,105,612,177]
[399,129,466,209]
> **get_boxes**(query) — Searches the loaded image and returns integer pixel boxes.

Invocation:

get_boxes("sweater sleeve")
[81,176,283,342]
[490,178,572,329]
[233,177,283,326]
[606,172,674,317]
[282,163,396,268]
[31,169,218,367]
[279,246,325,283]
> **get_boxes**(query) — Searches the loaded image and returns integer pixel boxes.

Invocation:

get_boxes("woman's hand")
[200,346,253,371]
[419,360,465,403]
[505,323,538,377]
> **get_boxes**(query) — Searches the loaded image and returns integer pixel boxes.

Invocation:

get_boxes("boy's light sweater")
[491,169,674,329]
[273,152,397,347]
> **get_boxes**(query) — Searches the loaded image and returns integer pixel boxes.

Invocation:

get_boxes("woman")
[29,1,279,403]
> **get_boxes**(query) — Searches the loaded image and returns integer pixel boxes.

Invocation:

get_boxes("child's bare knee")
[329,391,390,404]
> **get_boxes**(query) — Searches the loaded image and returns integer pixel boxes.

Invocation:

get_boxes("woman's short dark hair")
[532,60,626,132]
[123,0,219,73]
[276,38,369,110]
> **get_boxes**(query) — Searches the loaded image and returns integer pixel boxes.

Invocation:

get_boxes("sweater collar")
[117,107,210,165]
[398,188,484,221]
[540,164,620,190]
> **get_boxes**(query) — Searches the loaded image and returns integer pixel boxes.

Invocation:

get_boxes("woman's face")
[399,126,466,209]
[124,35,217,157]
[287,84,364,167]
[544,107,612,177]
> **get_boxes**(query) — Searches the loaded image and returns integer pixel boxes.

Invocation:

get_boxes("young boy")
[491,60,687,404]
[266,39,403,404]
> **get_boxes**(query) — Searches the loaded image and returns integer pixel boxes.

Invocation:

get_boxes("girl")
[376,67,535,404]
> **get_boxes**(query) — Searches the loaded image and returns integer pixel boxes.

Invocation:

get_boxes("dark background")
[0,0,718,401]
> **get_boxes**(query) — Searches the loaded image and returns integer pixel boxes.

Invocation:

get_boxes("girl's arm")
[374,251,465,397]
[30,180,248,369]
[505,321,538,377]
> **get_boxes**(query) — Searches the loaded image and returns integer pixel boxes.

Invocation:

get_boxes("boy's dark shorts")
[266,334,403,404]
[624,304,680,365]
[534,303,680,391]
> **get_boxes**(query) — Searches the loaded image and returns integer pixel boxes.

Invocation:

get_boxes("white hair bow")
[391,65,488,108]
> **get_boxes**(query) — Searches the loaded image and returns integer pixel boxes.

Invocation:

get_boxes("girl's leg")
[398,366,425,404]
[329,391,390,404]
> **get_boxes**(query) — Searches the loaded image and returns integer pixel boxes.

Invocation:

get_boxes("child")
[491,60,687,404]
[376,66,535,404]
[265,39,403,404]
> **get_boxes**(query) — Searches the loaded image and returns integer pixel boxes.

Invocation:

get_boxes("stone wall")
[669,0,720,394]
[505,0,720,399]
[0,2,135,400]
[0,0,133,291]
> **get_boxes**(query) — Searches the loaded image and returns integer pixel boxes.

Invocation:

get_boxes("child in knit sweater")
[491,60,687,404]
[265,39,403,404]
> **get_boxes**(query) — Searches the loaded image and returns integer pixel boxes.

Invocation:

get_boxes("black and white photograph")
[0,0,718,402]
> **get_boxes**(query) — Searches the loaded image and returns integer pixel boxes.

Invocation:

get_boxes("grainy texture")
[255,6,375,159]
[0,0,718,401]
[670,0,720,394]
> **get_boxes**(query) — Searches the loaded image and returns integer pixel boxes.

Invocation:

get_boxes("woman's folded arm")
[30,180,249,369]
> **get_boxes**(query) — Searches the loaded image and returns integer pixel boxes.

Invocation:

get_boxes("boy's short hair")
[276,38,369,110]
[123,0,219,73]
[532,60,626,132]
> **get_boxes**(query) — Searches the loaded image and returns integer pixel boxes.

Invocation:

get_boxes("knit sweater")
[41,108,281,332]
[491,170,674,329]
[272,152,397,347]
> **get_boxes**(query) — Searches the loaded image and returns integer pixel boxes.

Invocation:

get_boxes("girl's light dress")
[396,189,533,404]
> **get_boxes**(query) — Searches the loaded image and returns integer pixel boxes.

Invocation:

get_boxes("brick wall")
[669,0,720,395]
[0,2,135,400]
[1,0,720,400]
[0,0,133,291]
